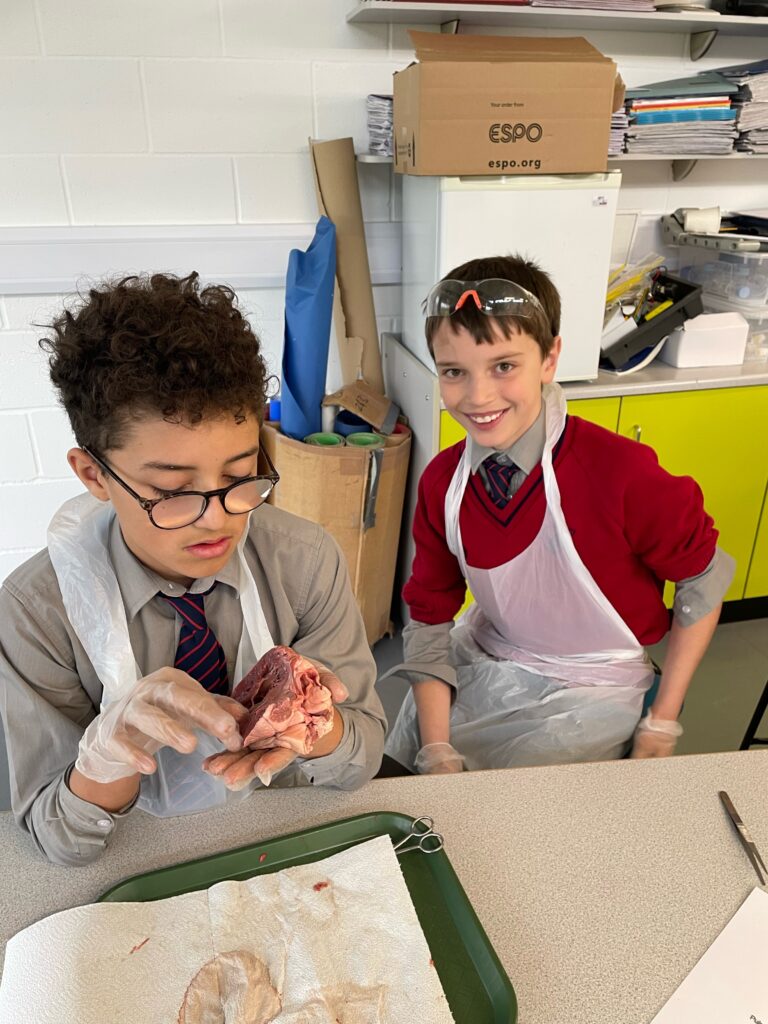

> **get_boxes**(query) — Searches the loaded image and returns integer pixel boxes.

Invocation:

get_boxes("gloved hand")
[630,712,684,759]
[203,663,348,789]
[75,667,247,784]
[414,742,465,775]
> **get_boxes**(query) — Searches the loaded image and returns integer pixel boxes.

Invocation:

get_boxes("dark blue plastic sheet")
[280,216,336,440]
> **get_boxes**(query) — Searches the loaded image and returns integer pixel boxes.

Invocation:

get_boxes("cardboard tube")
[303,432,345,446]
[345,432,385,450]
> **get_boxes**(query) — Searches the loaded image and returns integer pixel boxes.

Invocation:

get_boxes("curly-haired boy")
[0,272,385,865]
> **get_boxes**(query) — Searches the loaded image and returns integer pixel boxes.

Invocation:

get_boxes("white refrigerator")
[401,171,622,381]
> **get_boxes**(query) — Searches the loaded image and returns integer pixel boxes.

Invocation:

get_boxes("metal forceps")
[393,816,444,856]
[719,791,767,886]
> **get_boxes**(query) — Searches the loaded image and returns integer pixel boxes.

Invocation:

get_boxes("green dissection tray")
[100,810,517,1023]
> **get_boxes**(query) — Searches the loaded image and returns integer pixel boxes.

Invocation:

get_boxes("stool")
[739,677,768,750]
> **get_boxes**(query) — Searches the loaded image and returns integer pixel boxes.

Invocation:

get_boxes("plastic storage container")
[703,293,768,362]
[679,249,768,308]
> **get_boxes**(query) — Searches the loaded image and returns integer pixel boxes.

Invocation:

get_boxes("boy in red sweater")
[385,255,734,774]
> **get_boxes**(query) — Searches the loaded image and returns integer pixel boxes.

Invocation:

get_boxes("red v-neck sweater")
[403,415,718,645]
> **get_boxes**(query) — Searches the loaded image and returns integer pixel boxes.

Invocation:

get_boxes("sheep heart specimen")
[233,646,333,755]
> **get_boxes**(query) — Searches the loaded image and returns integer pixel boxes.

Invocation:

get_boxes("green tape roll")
[303,432,345,446]
[344,432,385,449]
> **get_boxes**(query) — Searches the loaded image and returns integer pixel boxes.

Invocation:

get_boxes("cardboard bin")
[394,31,624,177]
[260,423,411,646]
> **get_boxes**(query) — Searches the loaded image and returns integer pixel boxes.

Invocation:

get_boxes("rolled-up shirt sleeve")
[382,618,457,691]
[0,581,134,866]
[673,546,735,626]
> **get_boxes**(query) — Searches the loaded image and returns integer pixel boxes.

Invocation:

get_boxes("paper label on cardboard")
[324,379,399,434]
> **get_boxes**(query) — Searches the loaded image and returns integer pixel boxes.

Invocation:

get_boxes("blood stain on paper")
[129,937,150,954]
[313,881,330,892]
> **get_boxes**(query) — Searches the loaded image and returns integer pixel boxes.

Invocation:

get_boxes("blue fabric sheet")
[280,216,336,440]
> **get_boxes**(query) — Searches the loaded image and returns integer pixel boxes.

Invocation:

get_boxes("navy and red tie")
[483,457,518,509]
[160,586,229,695]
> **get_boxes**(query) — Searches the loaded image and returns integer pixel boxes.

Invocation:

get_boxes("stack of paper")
[532,0,655,10]
[717,59,768,154]
[366,93,393,157]
[609,108,630,154]
[625,72,739,154]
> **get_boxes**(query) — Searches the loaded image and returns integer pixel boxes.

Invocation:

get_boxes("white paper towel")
[0,836,454,1023]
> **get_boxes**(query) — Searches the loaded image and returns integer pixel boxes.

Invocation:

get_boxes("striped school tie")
[483,457,518,509]
[160,585,229,695]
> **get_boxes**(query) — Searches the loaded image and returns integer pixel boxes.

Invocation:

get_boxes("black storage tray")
[600,272,703,370]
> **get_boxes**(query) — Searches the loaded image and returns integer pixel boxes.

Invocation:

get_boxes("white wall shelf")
[610,152,768,180]
[347,1,768,59]
[357,151,768,181]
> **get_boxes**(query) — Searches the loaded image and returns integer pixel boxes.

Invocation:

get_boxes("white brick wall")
[1,0,766,580]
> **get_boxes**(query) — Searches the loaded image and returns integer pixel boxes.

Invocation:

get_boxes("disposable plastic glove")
[414,742,465,775]
[203,663,348,789]
[75,667,247,784]
[630,712,684,759]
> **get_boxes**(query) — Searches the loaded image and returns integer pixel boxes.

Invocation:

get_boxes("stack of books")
[609,107,630,155]
[366,94,393,157]
[532,0,654,10]
[718,59,768,155]
[624,72,739,155]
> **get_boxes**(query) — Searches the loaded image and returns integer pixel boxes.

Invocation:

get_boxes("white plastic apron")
[48,493,274,816]
[385,384,652,771]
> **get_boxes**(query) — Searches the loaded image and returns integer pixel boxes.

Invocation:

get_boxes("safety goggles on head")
[424,278,545,320]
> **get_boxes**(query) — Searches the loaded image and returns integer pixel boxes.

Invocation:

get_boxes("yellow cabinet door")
[440,396,621,451]
[567,397,621,433]
[617,387,768,602]
[745,484,768,598]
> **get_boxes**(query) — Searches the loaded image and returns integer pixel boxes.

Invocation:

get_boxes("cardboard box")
[394,31,624,177]
[260,423,411,646]
[309,138,384,393]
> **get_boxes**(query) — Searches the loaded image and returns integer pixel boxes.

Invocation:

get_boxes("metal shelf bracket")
[672,159,698,181]
[689,28,718,60]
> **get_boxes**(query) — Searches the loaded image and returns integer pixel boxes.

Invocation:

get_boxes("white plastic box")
[659,311,748,368]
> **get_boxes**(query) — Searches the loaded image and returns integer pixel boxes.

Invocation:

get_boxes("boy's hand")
[630,713,683,759]
[414,741,465,774]
[203,664,347,789]
[75,667,247,784]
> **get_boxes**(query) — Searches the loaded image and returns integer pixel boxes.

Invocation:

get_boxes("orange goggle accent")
[453,289,482,311]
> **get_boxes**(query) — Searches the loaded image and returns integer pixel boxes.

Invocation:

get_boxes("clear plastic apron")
[385,384,652,771]
[48,493,274,816]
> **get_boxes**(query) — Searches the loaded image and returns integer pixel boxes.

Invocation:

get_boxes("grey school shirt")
[0,504,386,866]
[399,404,735,690]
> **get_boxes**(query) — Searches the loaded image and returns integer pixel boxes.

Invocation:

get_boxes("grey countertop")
[2,750,767,1023]
[561,358,768,399]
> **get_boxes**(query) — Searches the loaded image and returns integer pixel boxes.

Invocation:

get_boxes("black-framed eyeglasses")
[84,446,280,530]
